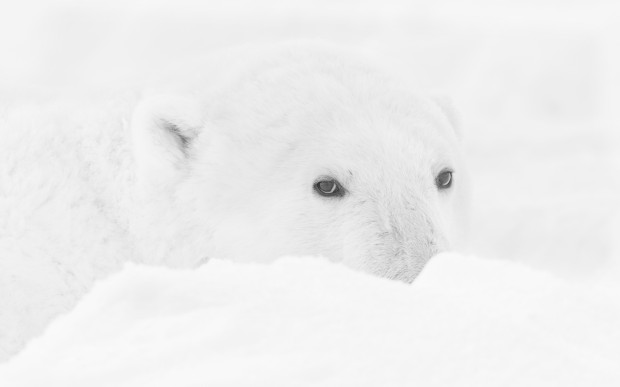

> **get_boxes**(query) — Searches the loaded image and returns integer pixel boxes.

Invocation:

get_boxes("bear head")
[130,45,469,283]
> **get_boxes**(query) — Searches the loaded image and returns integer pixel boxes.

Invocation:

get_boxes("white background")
[1,0,617,276]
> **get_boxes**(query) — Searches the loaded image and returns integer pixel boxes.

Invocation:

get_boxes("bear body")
[0,43,469,360]
[0,97,139,361]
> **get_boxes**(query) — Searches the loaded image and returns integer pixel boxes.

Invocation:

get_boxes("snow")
[1,254,619,386]
[1,0,619,384]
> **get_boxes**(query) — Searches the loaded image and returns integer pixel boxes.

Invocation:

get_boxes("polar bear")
[0,43,469,361]
[130,44,470,280]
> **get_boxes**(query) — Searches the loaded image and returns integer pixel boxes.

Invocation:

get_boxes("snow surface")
[1,254,619,386]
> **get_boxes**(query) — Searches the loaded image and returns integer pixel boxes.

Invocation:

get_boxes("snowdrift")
[1,253,618,386]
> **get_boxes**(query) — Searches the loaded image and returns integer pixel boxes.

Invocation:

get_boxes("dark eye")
[314,178,344,197]
[436,169,453,190]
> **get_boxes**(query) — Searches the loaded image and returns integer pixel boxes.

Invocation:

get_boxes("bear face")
[131,45,469,283]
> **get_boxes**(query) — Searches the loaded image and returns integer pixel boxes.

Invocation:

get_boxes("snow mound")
[1,253,619,386]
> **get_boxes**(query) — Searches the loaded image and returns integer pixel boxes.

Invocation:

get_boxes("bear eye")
[314,178,344,197]
[436,169,453,190]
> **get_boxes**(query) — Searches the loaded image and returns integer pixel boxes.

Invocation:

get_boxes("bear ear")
[430,95,463,140]
[131,95,204,189]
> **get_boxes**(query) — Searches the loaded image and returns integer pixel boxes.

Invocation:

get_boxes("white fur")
[0,43,469,361]
[0,97,137,361]
[132,44,470,278]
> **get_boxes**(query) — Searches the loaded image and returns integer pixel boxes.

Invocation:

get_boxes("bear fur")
[0,43,469,361]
